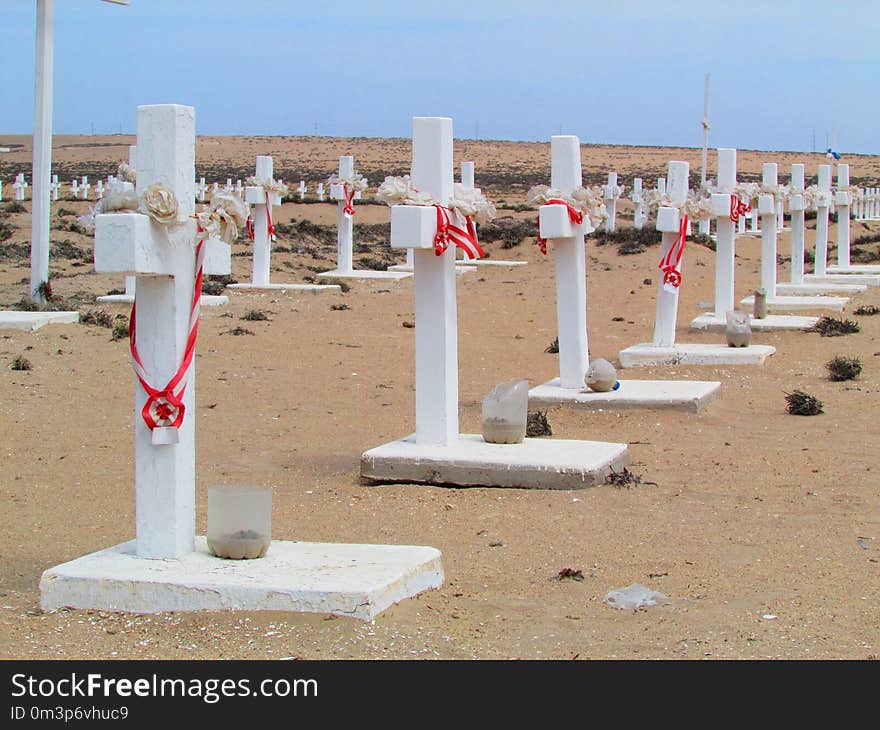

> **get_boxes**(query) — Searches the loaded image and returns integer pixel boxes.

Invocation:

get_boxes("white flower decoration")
[140,183,178,225]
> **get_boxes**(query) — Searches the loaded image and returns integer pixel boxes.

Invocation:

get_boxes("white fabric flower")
[140,183,178,225]
[328,172,369,193]
[449,183,497,225]
[246,176,290,197]
[118,162,136,184]
[209,192,249,244]
[376,175,432,206]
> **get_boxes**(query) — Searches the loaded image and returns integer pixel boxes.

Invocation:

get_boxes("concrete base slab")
[361,433,628,489]
[387,264,472,275]
[227,283,341,293]
[775,281,867,295]
[39,537,443,621]
[0,310,79,331]
[619,342,776,367]
[316,269,412,280]
[804,273,880,286]
[460,259,528,267]
[691,312,819,332]
[827,264,880,274]
[739,294,848,312]
[96,294,228,307]
[528,377,721,412]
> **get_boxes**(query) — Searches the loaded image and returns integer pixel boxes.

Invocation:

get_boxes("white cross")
[234,179,243,198]
[708,148,738,320]
[50,174,59,201]
[13,174,28,201]
[789,164,807,285]
[329,156,362,274]
[814,164,832,277]
[80,176,91,200]
[196,177,207,202]
[631,177,646,230]
[603,171,619,233]
[390,117,458,445]
[297,180,306,200]
[758,162,778,298]
[70,178,79,197]
[316,182,325,201]
[537,136,590,389]
[224,178,233,194]
[835,164,852,268]
[95,179,105,199]
[94,104,229,560]
[652,160,689,347]
[244,155,282,286]
[212,182,219,196]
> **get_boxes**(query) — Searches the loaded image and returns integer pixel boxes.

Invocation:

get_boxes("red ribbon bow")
[432,205,485,260]
[729,195,751,223]
[535,199,584,255]
[342,184,356,216]
[129,234,205,437]
[659,214,689,289]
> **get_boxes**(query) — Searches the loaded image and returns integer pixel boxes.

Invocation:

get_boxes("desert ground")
[0,134,878,660]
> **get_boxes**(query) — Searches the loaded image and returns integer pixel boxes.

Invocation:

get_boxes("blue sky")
[2,0,878,153]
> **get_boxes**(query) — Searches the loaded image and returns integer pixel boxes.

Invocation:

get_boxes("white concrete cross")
[329,155,362,274]
[390,117,459,445]
[224,178,233,194]
[80,176,91,199]
[234,179,243,198]
[652,161,690,347]
[657,177,666,196]
[603,171,619,233]
[538,136,590,388]
[708,148,739,321]
[297,180,306,200]
[196,177,207,202]
[317,182,325,201]
[95,179,105,200]
[814,164,832,277]
[212,181,219,196]
[244,155,283,286]
[789,163,807,285]
[94,104,229,560]
[70,178,79,197]
[50,174,59,200]
[632,177,646,230]
[13,174,28,201]
[836,164,852,268]
[758,162,779,298]
[455,161,476,263]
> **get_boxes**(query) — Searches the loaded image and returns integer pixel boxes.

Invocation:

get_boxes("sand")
[0,134,878,660]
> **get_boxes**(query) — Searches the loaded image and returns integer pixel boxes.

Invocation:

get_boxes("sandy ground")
[0,135,878,660]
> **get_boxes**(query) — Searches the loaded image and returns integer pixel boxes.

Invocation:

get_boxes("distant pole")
[700,73,710,189]
[30,0,54,303]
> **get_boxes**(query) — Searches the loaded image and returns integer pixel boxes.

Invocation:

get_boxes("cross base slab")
[386,263,473,275]
[826,264,880,275]
[0,310,79,331]
[528,377,721,413]
[316,269,413,280]
[94,294,228,307]
[739,294,848,312]
[619,343,776,367]
[39,537,443,622]
[458,259,528,267]
[227,283,342,293]
[804,273,880,286]
[691,312,819,332]
[775,282,866,295]
[361,433,628,490]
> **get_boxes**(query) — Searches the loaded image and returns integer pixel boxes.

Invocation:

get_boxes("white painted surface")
[619,342,776,367]
[361,433,629,489]
[836,163,851,268]
[227,282,343,292]
[775,281,865,295]
[790,163,806,285]
[815,164,831,277]
[316,268,412,280]
[652,160,689,347]
[826,264,880,274]
[40,537,443,621]
[248,155,275,287]
[804,272,880,286]
[528,378,721,413]
[759,162,778,298]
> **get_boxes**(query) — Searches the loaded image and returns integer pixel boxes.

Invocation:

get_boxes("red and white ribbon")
[129,234,204,439]
[535,198,583,255]
[433,205,484,259]
[729,194,751,223]
[342,183,357,217]
[659,214,688,289]
[245,191,276,241]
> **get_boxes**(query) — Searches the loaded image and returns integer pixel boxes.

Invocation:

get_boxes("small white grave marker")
[196,177,207,202]
[603,171,622,233]
[80,176,90,200]
[631,178,646,230]
[13,174,28,201]
[316,182,325,201]
[297,180,306,200]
